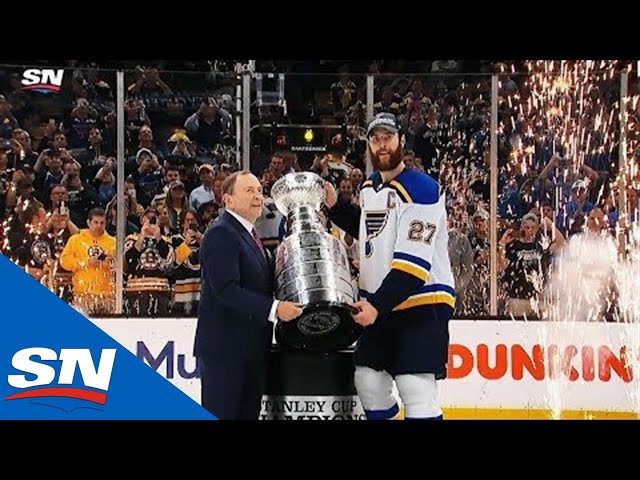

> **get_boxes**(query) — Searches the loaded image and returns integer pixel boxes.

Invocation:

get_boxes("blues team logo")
[364,210,388,257]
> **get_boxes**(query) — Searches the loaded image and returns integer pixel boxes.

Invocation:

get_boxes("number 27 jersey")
[358,168,456,311]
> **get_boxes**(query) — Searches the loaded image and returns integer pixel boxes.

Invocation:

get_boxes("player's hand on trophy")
[324,181,338,209]
[277,301,304,322]
[351,300,378,326]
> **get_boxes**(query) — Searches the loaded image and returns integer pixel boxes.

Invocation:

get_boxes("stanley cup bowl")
[271,172,363,352]
[271,171,326,217]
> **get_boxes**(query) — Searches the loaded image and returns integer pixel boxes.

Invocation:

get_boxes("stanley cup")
[271,172,363,351]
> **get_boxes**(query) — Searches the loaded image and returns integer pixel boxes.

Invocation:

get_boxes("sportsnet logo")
[21,69,64,93]
[0,254,214,420]
[5,348,116,411]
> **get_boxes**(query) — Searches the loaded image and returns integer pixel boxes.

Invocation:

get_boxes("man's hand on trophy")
[351,300,378,327]
[324,181,338,209]
[277,301,304,322]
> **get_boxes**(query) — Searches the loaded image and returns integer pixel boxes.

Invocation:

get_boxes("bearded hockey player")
[326,113,455,420]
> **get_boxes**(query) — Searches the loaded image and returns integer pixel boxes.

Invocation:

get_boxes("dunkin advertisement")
[440,321,638,418]
[91,318,639,419]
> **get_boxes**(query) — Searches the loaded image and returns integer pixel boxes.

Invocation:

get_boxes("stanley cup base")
[275,301,364,352]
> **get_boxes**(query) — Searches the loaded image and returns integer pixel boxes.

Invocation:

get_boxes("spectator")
[330,66,357,120]
[59,207,116,316]
[498,212,553,318]
[0,95,19,140]
[124,99,152,157]
[184,97,231,162]
[127,66,173,96]
[105,196,140,237]
[131,148,163,208]
[463,208,491,317]
[41,204,77,302]
[4,199,49,282]
[188,164,216,212]
[63,172,100,228]
[76,127,108,182]
[165,180,188,232]
[196,200,219,230]
[170,211,203,315]
[7,129,38,168]
[84,62,114,103]
[123,207,176,316]
[64,97,99,150]
[565,179,595,236]
[447,212,474,318]
[255,196,283,253]
[93,157,116,207]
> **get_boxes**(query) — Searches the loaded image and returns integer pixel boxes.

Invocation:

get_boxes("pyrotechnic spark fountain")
[502,60,640,418]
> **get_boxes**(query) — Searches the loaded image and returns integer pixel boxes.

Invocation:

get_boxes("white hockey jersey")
[358,168,455,311]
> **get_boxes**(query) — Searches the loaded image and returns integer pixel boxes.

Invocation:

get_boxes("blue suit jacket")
[194,211,275,362]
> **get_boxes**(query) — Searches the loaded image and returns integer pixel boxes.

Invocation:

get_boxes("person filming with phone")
[123,207,176,316]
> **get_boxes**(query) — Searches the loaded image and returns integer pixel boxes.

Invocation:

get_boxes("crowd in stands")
[0,60,637,320]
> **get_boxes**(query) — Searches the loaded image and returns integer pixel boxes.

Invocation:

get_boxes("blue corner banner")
[0,255,215,420]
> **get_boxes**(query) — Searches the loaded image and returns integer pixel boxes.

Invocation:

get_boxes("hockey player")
[326,112,455,420]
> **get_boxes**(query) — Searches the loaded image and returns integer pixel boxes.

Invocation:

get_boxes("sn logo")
[21,69,65,93]
[5,348,116,405]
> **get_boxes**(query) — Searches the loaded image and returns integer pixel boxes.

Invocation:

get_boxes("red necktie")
[252,228,266,258]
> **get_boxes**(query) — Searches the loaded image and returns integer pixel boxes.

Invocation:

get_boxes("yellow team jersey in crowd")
[59,229,116,296]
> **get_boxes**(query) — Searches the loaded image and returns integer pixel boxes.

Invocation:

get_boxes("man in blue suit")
[194,170,303,420]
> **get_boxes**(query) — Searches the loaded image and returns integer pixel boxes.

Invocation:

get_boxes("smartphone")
[149,216,157,225]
